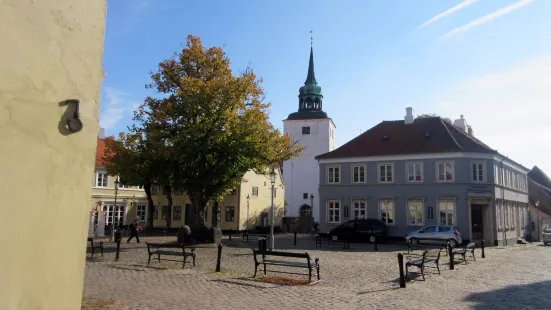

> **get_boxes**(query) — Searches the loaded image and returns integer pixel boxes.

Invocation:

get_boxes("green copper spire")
[305,46,317,85]
[298,36,323,112]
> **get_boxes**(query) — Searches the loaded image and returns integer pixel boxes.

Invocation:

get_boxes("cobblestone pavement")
[83,234,551,309]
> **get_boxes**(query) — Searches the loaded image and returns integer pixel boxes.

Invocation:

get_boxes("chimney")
[404,107,414,124]
[98,127,105,139]
[453,115,467,132]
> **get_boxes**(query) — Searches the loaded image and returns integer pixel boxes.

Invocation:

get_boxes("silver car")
[405,225,463,247]
[543,229,551,245]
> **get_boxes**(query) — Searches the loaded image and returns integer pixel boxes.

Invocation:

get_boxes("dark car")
[329,218,387,243]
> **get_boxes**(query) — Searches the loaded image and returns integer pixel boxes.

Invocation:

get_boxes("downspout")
[500,157,506,246]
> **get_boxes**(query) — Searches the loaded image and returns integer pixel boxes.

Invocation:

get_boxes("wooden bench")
[315,234,350,249]
[145,242,196,269]
[252,249,320,283]
[405,249,442,281]
[242,231,268,242]
[88,237,103,258]
[452,242,476,264]
[407,238,453,254]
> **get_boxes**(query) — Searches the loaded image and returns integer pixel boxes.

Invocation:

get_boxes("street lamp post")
[269,167,277,250]
[246,194,250,232]
[111,177,120,242]
[310,194,314,233]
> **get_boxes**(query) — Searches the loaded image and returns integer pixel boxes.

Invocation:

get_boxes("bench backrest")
[253,249,310,259]
[466,242,476,249]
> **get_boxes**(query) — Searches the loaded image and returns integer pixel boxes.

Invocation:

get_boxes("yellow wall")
[147,168,285,231]
[238,168,285,231]
[0,1,107,309]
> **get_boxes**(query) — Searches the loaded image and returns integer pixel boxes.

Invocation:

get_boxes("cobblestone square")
[83,234,551,309]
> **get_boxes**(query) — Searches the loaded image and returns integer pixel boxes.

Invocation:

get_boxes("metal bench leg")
[421,266,425,281]
[317,266,320,281]
[158,253,161,263]
[253,263,258,278]
[472,251,476,262]
[91,247,95,258]
[147,255,151,265]
[308,269,312,283]
[405,264,409,279]
[436,262,441,275]
[193,254,196,266]
[100,246,104,257]
[263,263,267,275]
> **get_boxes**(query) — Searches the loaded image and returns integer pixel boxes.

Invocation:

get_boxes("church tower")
[283,44,336,222]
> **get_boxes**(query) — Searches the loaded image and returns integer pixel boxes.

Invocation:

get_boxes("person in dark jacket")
[127,217,141,243]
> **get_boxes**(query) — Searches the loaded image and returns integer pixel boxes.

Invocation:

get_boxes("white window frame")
[438,199,456,225]
[494,165,499,184]
[95,172,108,188]
[471,161,486,183]
[503,201,509,229]
[378,199,395,226]
[377,163,394,184]
[352,165,367,183]
[406,162,423,183]
[436,161,455,182]
[328,165,341,184]
[351,199,367,219]
[327,200,341,224]
[136,204,147,221]
[497,201,503,230]
[407,199,424,226]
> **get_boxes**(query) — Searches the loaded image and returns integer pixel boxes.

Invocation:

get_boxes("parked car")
[543,229,551,245]
[329,218,387,243]
[405,225,462,247]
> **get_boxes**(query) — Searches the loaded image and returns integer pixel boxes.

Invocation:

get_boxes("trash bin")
[258,237,267,253]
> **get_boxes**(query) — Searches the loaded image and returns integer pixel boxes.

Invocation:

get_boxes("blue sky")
[101,0,551,172]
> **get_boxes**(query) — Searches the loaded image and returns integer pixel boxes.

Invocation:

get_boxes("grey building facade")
[316,112,529,246]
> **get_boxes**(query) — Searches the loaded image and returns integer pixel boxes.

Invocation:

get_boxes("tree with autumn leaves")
[104,35,302,232]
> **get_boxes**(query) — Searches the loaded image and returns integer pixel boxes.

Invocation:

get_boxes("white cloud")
[100,87,139,131]
[440,0,534,39]
[418,0,480,29]
[100,108,125,130]
[436,52,551,172]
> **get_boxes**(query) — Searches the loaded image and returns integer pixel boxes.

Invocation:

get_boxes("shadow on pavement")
[464,280,551,309]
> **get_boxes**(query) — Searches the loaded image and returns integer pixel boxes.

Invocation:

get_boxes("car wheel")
[448,239,458,248]
[369,235,376,243]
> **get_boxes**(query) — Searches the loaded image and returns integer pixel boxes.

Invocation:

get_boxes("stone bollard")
[374,237,378,252]
[481,239,486,259]
[114,229,122,261]
[216,244,222,272]
[448,243,454,270]
[229,229,232,242]
[398,253,406,288]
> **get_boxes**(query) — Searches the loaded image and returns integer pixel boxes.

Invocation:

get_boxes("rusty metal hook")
[65,99,83,132]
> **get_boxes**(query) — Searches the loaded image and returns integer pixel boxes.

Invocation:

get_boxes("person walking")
[127,217,142,243]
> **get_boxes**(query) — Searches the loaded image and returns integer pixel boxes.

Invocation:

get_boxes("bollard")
[216,244,222,272]
[481,239,485,259]
[448,243,454,270]
[398,253,406,288]
[294,232,297,246]
[114,229,122,261]
[229,229,232,242]
[374,237,378,252]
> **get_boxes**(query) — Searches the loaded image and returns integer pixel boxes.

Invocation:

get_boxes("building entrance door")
[471,204,484,240]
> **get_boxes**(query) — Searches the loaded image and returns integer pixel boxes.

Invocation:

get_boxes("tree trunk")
[164,185,172,233]
[189,192,208,229]
[212,200,219,227]
[144,181,155,236]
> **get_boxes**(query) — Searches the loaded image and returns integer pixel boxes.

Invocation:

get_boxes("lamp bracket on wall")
[65,99,83,133]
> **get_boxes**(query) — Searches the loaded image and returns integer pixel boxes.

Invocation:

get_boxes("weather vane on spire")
[310,28,313,47]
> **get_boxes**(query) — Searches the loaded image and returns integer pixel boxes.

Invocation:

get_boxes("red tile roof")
[96,139,108,166]
[316,117,497,160]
